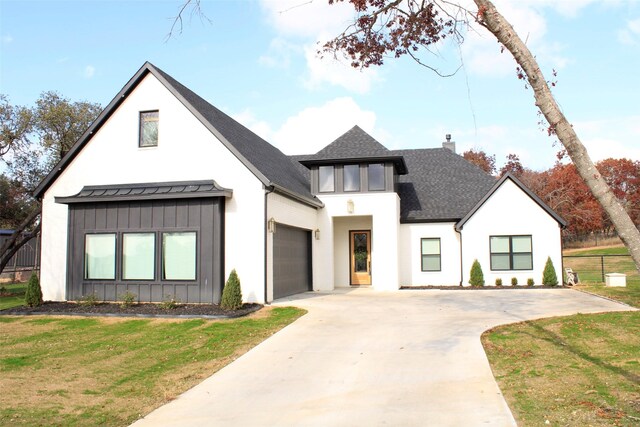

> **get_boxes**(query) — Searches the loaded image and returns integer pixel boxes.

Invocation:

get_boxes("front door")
[350,230,371,285]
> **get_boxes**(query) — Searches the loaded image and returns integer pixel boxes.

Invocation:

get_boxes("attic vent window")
[139,110,159,147]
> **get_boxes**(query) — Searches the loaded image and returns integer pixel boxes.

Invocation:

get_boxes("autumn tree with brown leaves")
[321,0,640,272]
[462,149,496,175]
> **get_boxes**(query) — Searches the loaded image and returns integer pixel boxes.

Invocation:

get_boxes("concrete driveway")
[131,288,634,427]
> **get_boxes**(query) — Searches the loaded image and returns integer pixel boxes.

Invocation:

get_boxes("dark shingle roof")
[313,125,390,158]
[392,148,496,222]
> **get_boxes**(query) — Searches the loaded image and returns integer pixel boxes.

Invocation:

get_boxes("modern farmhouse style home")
[34,62,566,304]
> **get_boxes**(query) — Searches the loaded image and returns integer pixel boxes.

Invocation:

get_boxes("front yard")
[0,307,305,426]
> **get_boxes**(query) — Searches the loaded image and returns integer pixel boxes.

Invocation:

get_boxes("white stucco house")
[34,63,566,304]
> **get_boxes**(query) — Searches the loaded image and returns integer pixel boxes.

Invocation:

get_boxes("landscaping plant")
[527,278,534,287]
[119,290,137,308]
[469,260,485,287]
[495,278,502,287]
[221,269,243,310]
[542,256,559,286]
[511,277,518,286]
[24,272,43,307]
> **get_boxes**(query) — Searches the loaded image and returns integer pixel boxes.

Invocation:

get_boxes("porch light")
[314,229,320,240]
[347,199,354,214]
[268,217,276,233]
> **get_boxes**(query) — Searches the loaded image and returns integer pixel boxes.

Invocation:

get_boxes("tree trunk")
[0,207,41,274]
[474,0,640,273]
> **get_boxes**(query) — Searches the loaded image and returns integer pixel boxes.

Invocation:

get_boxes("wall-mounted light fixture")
[314,229,320,240]
[347,199,354,214]
[267,217,276,233]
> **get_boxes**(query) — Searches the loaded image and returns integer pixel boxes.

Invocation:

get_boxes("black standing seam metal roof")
[55,180,232,204]
[34,62,322,208]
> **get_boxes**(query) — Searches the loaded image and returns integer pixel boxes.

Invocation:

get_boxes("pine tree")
[24,272,43,307]
[469,260,485,287]
[220,269,243,310]
[542,257,559,286]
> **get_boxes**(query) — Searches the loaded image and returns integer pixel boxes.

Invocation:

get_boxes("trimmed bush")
[24,272,43,307]
[221,269,243,310]
[469,260,485,287]
[495,278,503,287]
[527,278,534,286]
[511,277,518,286]
[542,256,559,286]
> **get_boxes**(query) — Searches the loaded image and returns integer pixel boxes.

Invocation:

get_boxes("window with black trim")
[122,233,155,280]
[490,235,532,270]
[343,164,360,192]
[139,110,158,147]
[84,233,116,280]
[368,163,385,191]
[421,238,441,271]
[163,232,197,280]
[319,166,335,192]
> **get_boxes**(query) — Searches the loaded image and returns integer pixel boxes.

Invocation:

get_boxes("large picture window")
[123,233,155,280]
[368,163,385,191]
[319,166,335,192]
[343,164,360,192]
[163,232,197,280]
[139,111,159,147]
[421,238,441,272]
[490,235,533,270]
[84,233,116,280]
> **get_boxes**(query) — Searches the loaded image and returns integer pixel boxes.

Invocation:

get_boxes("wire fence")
[563,255,640,285]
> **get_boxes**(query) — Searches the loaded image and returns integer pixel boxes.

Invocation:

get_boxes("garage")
[273,223,312,299]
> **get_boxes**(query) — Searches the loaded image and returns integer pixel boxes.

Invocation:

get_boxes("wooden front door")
[350,230,371,285]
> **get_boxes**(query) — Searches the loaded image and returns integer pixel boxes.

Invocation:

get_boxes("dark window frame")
[139,110,159,148]
[121,232,157,281]
[489,235,533,271]
[318,165,335,193]
[161,231,198,282]
[368,163,385,191]
[343,164,361,192]
[84,232,117,281]
[420,238,441,272]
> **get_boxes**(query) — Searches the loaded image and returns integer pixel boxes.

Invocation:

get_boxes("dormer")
[298,126,407,195]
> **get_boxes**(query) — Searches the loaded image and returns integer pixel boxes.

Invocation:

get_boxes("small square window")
[139,111,158,147]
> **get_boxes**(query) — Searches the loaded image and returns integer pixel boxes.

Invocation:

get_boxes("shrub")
[495,278,503,287]
[119,290,137,308]
[468,260,484,287]
[511,277,518,286]
[160,295,180,310]
[79,293,99,306]
[542,256,559,286]
[527,278,534,286]
[24,273,43,307]
[221,269,243,310]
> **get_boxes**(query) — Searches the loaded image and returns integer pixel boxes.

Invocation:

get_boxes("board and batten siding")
[66,198,224,303]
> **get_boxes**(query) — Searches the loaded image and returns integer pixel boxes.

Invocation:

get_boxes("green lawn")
[0,282,27,310]
[483,311,640,426]
[0,307,305,426]
[563,245,639,286]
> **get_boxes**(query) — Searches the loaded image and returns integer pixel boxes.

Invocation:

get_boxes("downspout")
[456,227,463,286]
[264,185,275,304]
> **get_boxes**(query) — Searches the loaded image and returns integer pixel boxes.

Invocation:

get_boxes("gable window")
[319,166,335,192]
[368,163,385,191]
[84,233,116,280]
[139,110,159,147]
[163,232,197,280]
[343,164,360,192]
[490,235,532,270]
[122,233,155,280]
[421,238,441,271]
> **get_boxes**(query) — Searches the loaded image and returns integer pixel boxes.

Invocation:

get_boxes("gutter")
[456,227,464,286]
[264,185,275,304]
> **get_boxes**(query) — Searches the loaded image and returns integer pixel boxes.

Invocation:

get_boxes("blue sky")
[1,0,639,171]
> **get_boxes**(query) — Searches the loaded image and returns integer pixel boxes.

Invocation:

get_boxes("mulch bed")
[0,301,262,319]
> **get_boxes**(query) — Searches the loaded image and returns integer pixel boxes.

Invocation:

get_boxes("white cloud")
[84,65,95,78]
[618,18,640,45]
[259,0,354,39]
[258,38,299,69]
[235,97,379,155]
[303,44,379,94]
[1,35,13,44]
[573,116,640,162]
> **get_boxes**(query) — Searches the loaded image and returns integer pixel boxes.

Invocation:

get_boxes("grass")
[0,282,27,310]
[563,244,639,286]
[574,282,640,309]
[0,306,305,426]
[482,311,640,426]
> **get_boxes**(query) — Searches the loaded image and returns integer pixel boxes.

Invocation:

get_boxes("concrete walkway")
[131,289,634,427]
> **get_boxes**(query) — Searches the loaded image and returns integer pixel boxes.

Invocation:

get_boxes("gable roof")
[34,62,322,208]
[455,172,567,231]
[297,126,407,174]
[392,148,497,222]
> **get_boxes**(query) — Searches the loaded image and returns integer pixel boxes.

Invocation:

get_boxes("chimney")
[442,134,456,153]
